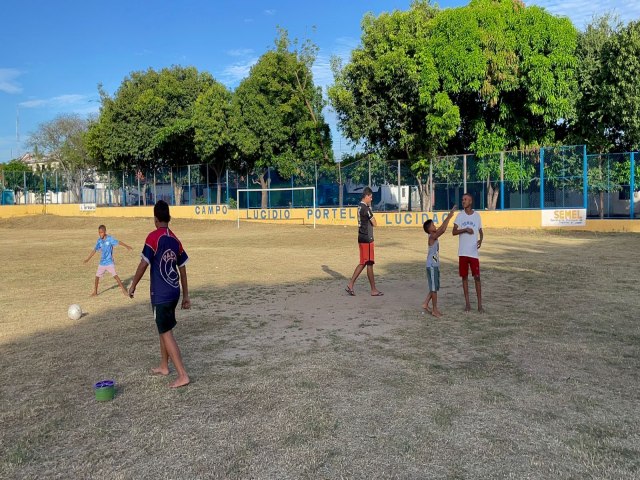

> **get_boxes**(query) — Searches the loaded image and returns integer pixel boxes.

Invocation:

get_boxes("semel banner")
[541,208,586,227]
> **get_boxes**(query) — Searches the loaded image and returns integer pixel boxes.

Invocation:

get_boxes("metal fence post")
[463,154,467,193]
[500,151,505,210]
[397,159,401,212]
[631,152,635,219]
[540,148,545,209]
[206,165,210,204]
[226,169,229,204]
[188,165,191,206]
[170,169,175,206]
[23,171,27,205]
[137,172,141,206]
[583,145,588,209]
[315,163,318,204]
[268,167,271,208]
[122,171,126,206]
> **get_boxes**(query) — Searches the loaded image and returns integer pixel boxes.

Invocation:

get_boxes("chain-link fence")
[2,147,638,218]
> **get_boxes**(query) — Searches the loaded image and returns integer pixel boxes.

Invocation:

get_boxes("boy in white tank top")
[422,205,457,317]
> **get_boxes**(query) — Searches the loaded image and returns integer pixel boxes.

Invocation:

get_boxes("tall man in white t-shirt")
[452,193,483,312]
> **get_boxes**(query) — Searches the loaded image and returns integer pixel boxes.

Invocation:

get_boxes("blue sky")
[1,0,639,163]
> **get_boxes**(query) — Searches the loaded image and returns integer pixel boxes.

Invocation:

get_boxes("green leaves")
[232,30,332,183]
[87,66,214,171]
[572,17,640,152]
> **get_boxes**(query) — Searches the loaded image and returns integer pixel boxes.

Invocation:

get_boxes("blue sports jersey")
[95,235,120,266]
[141,227,189,305]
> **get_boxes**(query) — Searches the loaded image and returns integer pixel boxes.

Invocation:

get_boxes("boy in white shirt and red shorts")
[453,193,484,312]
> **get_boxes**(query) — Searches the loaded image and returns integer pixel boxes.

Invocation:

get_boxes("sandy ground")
[1,215,639,479]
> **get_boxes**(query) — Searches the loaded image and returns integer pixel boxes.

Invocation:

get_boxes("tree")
[231,29,332,208]
[329,1,459,211]
[193,81,236,204]
[87,66,215,204]
[331,0,578,210]
[569,17,640,217]
[573,18,640,153]
[571,15,620,154]
[27,114,94,202]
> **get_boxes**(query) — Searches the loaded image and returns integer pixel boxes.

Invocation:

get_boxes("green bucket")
[94,380,115,401]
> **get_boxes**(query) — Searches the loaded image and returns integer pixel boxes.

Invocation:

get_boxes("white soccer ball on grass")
[68,304,83,321]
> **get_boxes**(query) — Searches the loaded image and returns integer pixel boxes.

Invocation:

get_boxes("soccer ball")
[68,304,83,321]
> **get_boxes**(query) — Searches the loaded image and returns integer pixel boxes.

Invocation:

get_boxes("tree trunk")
[599,191,604,219]
[486,176,499,210]
[417,179,432,212]
[174,184,182,206]
[213,166,223,205]
[253,170,269,208]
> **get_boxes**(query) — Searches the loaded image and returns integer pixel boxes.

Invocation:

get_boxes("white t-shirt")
[455,210,482,258]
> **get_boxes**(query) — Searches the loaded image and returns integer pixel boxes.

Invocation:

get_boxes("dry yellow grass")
[1,215,639,479]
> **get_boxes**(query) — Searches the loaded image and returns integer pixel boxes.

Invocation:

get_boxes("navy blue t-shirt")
[141,227,189,305]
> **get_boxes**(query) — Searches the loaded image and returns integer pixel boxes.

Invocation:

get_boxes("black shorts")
[153,299,179,334]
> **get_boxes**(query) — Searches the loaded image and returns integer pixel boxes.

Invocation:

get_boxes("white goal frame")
[236,186,316,229]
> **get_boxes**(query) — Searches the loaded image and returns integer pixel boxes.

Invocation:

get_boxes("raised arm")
[434,205,457,239]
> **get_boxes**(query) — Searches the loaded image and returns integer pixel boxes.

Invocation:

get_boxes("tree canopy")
[86,66,215,172]
[231,30,332,206]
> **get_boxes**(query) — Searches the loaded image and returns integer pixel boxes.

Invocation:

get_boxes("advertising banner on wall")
[541,209,586,227]
[79,203,97,212]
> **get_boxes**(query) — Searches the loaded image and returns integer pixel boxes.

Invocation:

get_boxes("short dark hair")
[98,224,106,231]
[423,219,433,233]
[362,186,373,199]
[463,192,473,203]
[154,200,171,223]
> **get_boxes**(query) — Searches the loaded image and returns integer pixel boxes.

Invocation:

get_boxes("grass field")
[1,215,639,479]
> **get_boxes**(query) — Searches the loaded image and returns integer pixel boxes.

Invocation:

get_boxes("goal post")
[236,186,316,229]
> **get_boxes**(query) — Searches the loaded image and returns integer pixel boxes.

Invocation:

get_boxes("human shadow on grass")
[321,264,346,280]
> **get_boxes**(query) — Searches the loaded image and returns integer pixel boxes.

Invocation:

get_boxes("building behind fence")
[1,145,638,219]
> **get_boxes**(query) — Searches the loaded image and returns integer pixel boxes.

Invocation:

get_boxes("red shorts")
[459,256,480,277]
[359,242,375,265]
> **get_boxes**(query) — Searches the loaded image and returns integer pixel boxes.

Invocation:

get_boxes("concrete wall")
[2,203,640,232]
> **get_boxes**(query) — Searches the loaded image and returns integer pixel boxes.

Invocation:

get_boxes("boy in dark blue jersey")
[128,200,191,388]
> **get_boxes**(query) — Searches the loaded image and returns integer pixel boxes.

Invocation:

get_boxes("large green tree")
[573,18,640,152]
[87,66,215,204]
[570,17,640,217]
[231,29,332,208]
[330,0,578,210]
[329,0,459,211]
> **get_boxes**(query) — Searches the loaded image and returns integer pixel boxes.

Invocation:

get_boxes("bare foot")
[431,309,443,318]
[464,305,471,312]
[478,307,484,314]
[89,292,98,297]
[169,376,190,388]
[151,367,169,376]
[121,289,129,297]
[421,304,432,314]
